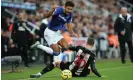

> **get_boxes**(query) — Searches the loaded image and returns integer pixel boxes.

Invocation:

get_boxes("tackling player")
[30,38,102,78]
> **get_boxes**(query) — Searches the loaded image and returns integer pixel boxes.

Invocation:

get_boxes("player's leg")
[42,27,63,55]
[90,61,101,77]
[31,42,61,56]
[30,62,57,78]
[30,28,62,56]
[31,41,60,55]
[55,61,69,69]
[58,38,69,52]
[50,44,61,55]
[30,28,69,56]
[48,36,69,55]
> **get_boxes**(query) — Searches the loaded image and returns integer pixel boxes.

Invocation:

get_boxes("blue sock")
[62,48,68,52]
[53,51,60,56]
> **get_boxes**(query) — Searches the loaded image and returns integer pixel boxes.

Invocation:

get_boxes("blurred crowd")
[1,0,133,65]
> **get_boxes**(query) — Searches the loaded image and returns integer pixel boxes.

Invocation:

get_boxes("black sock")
[40,64,55,75]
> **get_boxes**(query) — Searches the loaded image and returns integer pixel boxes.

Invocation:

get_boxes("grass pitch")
[1,59,133,80]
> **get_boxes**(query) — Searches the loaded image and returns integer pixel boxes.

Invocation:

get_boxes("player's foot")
[30,41,40,49]
[30,73,41,78]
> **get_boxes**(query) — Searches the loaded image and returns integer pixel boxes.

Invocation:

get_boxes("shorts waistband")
[48,27,58,31]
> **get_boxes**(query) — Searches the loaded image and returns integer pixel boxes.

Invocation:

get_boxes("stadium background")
[1,0,133,80]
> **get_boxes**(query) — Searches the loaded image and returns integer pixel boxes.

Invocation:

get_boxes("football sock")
[37,44,60,56]
[37,44,53,54]
[62,48,68,52]
[40,64,55,75]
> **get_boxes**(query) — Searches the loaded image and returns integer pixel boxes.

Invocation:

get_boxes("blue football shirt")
[48,6,72,31]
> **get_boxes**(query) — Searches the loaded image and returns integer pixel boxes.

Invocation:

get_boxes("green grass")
[1,59,133,80]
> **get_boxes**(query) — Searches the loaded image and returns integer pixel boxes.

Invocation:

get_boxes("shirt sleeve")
[69,46,83,52]
[69,45,77,51]
[53,7,62,15]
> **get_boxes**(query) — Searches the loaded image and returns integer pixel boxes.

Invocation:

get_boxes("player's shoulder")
[76,46,84,50]
[76,46,88,52]
[77,46,95,57]
[56,6,64,11]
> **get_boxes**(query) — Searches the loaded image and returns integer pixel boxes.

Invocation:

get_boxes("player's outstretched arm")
[90,61,102,77]
[68,45,77,51]
[67,23,77,37]
[44,4,58,18]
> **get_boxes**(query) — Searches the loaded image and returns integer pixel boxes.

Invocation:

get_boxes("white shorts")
[44,27,63,46]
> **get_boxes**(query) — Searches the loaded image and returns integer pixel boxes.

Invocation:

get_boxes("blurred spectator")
[107,29,119,58]
[10,10,30,67]
[1,0,133,61]
[1,30,22,71]
[1,30,10,58]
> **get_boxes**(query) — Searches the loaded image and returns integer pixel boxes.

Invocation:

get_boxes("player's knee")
[62,44,69,52]
[62,47,69,52]
[62,42,69,49]
[51,44,61,52]
[58,38,69,50]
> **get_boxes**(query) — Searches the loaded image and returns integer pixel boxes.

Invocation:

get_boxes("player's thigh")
[50,44,60,52]
[58,38,69,49]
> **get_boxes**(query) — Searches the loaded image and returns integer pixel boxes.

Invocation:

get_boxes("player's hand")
[52,4,58,10]
[71,33,78,37]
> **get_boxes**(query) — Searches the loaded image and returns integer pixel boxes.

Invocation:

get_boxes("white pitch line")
[99,65,133,71]
[18,75,60,80]
[18,78,34,80]
[18,65,133,80]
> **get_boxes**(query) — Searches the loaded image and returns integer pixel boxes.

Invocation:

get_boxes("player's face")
[65,6,73,15]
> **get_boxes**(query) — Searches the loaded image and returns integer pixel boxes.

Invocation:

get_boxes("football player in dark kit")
[30,38,102,78]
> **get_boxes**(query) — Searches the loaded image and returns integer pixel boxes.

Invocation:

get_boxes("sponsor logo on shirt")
[59,15,67,22]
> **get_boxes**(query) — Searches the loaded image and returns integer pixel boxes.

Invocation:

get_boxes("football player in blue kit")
[31,1,77,56]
